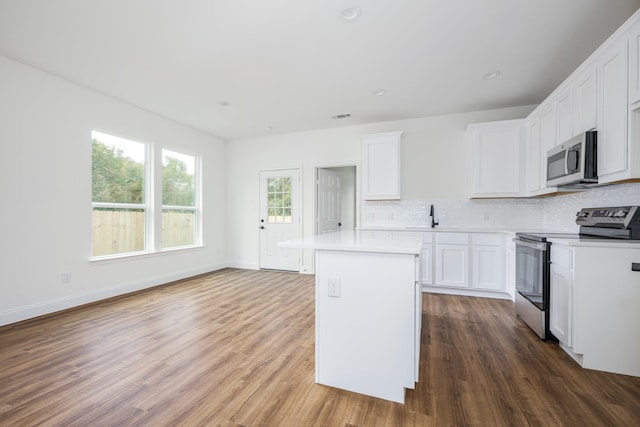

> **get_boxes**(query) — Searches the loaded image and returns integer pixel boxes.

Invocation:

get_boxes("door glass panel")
[267,177,292,223]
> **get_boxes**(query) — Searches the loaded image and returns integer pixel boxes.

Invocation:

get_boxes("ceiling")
[1,1,639,141]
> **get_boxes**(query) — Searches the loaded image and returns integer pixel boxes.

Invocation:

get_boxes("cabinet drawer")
[471,233,503,246]
[435,232,469,245]
[551,245,573,269]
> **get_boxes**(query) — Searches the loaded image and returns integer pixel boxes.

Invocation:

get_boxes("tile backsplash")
[542,182,640,231]
[360,182,640,232]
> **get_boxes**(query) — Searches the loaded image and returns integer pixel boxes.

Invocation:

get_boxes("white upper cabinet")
[539,101,557,157]
[362,131,402,200]
[597,35,629,182]
[524,9,640,189]
[629,18,640,105]
[467,120,525,198]
[555,66,597,144]
[556,84,574,144]
[573,66,597,134]
[525,115,543,193]
[628,19,640,181]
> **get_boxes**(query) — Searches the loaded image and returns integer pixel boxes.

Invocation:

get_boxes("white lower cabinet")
[434,233,469,288]
[420,233,434,285]
[549,245,573,347]
[549,242,640,377]
[505,235,516,299]
[425,232,509,299]
[471,233,504,291]
[435,244,468,287]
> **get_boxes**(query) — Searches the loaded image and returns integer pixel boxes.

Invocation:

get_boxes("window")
[267,177,292,224]
[162,149,197,248]
[91,131,201,258]
[91,131,147,257]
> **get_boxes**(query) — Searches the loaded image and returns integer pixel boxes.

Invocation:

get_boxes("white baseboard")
[0,262,227,327]
[421,285,512,301]
[226,261,259,270]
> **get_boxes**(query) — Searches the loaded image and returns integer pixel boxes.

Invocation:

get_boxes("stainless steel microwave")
[546,131,597,187]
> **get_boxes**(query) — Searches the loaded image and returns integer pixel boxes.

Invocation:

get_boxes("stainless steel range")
[576,205,640,239]
[513,205,640,340]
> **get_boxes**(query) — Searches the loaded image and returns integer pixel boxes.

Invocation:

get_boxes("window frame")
[160,147,201,251]
[90,130,202,262]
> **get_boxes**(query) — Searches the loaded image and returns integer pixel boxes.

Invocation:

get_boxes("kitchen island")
[280,230,423,403]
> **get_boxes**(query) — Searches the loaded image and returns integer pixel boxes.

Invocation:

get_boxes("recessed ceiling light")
[372,89,386,96]
[483,70,501,80]
[341,7,361,22]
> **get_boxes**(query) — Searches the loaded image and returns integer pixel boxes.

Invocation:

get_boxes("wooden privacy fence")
[92,210,195,256]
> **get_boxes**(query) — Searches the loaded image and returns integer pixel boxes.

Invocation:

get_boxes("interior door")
[316,168,341,235]
[259,169,301,271]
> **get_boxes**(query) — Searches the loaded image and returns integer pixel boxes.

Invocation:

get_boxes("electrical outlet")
[328,278,341,297]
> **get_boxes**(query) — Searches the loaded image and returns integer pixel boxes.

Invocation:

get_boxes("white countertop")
[279,230,423,255]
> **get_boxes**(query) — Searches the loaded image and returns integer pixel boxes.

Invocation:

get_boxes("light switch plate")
[328,278,341,297]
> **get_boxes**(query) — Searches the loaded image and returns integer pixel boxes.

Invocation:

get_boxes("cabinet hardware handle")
[632,263,640,272]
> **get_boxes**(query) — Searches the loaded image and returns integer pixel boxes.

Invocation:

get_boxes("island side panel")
[315,249,418,403]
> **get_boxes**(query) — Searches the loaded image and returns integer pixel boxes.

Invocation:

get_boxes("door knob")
[338,222,342,227]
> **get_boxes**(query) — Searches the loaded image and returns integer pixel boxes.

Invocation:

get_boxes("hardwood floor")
[0,268,638,426]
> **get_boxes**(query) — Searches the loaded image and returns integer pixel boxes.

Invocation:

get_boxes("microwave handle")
[567,148,580,172]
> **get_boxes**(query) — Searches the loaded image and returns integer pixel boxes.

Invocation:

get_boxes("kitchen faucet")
[430,204,439,228]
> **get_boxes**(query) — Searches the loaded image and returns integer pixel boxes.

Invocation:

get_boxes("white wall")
[226,105,535,271]
[0,55,227,326]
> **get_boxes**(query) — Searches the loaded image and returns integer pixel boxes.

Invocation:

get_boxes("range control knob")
[614,209,627,218]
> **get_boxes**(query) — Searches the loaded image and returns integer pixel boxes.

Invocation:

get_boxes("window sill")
[89,245,204,265]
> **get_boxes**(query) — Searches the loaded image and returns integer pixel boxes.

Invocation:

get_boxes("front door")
[316,168,342,234]
[259,169,301,271]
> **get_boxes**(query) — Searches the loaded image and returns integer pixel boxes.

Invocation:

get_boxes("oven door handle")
[513,238,548,251]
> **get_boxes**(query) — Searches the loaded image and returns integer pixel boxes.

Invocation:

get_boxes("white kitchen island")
[280,230,423,403]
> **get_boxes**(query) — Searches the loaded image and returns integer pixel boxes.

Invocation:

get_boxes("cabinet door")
[421,244,433,285]
[435,244,469,287]
[574,66,597,134]
[526,116,543,193]
[550,263,572,346]
[597,37,629,180]
[556,85,574,143]
[629,19,640,105]
[540,101,557,151]
[468,121,524,197]
[539,101,557,185]
[362,131,402,200]
[505,241,516,299]
[471,245,504,291]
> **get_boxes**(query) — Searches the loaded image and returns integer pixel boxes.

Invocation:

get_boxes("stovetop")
[515,232,580,242]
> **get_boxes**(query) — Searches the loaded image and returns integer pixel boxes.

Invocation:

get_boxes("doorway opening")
[315,166,357,235]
